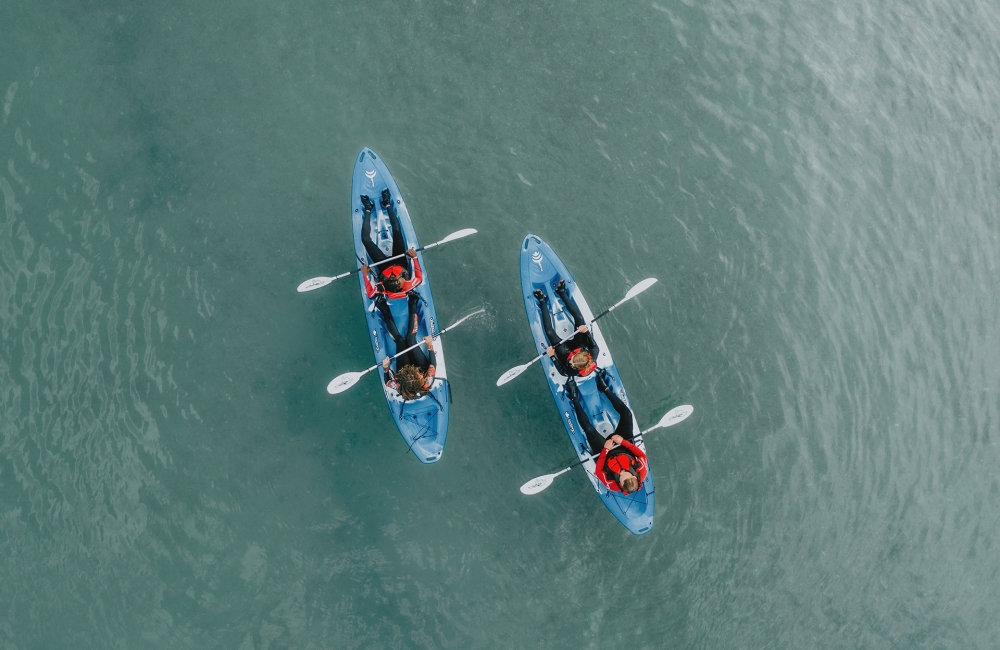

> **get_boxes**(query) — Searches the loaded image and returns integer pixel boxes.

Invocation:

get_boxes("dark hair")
[396,365,426,400]
[383,274,404,292]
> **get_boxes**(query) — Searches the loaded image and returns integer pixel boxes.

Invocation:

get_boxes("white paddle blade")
[624,277,658,301]
[441,308,486,335]
[663,404,693,425]
[298,277,333,293]
[520,474,555,495]
[496,362,530,387]
[327,372,363,394]
[440,228,477,244]
[643,404,693,433]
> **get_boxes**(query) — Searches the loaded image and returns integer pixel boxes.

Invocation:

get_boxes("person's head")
[383,269,406,293]
[618,471,640,494]
[396,364,426,400]
[570,350,592,371]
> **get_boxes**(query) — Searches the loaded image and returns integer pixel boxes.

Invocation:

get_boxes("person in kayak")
[565,371,647,495]
[360,188,423,299]
[534,279,599,377]
[376,291,437,400]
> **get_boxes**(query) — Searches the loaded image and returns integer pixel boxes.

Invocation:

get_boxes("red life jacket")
[566,347,597,376]
[603,448,643,492]
[363,257,422,300]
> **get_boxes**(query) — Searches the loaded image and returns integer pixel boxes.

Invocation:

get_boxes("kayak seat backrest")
[593,412,615,437]
[551,307,575,340]
[375,208,393,257]
[579,377,620,436]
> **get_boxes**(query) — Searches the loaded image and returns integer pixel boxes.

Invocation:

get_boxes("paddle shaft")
[591,298,631,322]
[356,309,484,379]
[539,421,667,476]
[522,299,624,368]
[520,401,692,492]
[298,249,415,291]
[368,240,444,270]
[301,231,475,292]
[496,279,657,386]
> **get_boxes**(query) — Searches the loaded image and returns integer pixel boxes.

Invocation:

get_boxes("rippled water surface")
[2,0,999,647]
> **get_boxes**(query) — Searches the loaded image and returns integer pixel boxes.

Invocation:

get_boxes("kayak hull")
[351,148,450,463]
[519,234,654,535]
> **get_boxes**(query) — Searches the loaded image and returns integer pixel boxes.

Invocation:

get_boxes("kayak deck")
[351,148,450,463]
[519,234,654,535]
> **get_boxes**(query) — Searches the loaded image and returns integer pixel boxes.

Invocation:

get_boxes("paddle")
[296,228,478,293]
[518,404,693,495]
[496,278,658,387]
[326,308,486,394]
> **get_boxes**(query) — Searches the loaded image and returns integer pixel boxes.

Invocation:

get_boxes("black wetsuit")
[568,380,635,455]
[361,194,412,277]
[376,294,435,379]
[538,284,599,377]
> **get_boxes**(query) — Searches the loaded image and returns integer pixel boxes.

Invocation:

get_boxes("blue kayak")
[519,234,654,535]
[352,148,450,463]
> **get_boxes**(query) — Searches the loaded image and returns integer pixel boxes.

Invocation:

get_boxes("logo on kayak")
[364,169,377,187]
[531,251,544,271]
[564,411,576,433]
[372,329,380,352]
[429,316,436,335]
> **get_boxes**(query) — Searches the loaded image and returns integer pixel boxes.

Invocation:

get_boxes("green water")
[2,0,999,647]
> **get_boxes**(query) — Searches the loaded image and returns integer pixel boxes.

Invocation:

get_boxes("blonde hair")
[620,474,640,494]
[570,350,592,369]
[396,365,426,400]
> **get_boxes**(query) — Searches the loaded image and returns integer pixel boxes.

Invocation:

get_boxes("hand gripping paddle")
[497,278,658,387]
[518,404,693,495]
[326,308,485,394]
[297,229,478,293]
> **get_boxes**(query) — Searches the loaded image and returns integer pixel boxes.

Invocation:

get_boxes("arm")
[619,438,645,460]
[422,336,437,373]
[598,440,625,493]
[382,358,397,388]
[401,255,422,291]
[618,439,648,481]
[363,272,377,298]
[411,255,422,285]
[594,447,609,481]
[594,446,621,492]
